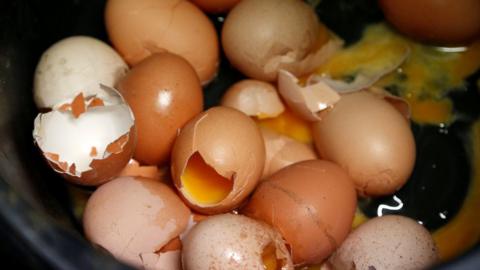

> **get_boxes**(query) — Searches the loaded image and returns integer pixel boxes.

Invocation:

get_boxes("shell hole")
[181,152,233,205]
[261,242,285,270]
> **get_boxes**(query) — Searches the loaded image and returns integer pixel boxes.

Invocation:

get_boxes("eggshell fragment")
[117,53,203,165]
[278,70,340,122]
[221,79,285,119]
[242,160,357,266]
[119,159,165,182]
[171,106,265,214]
[221,0,342,81]
[34,36,128,109]
[328,215,438,270]
[182,213,294,270]
[83,177,191,269]
[312,90,416,197]
[33,88,135,186]
[105,0,219,84]
[261,128,317,179]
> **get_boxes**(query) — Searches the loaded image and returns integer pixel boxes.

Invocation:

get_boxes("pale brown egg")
[83,176,191,269]
[182,213,294,270]
[329,215,438,270]
[105,0,219,83]
[242,160,357,266]
[312,90,416,197]
[189,0,240,13]
[117,53,203,166]
[221,0,341,81]
[260,128,317,179]
[171,106,265,214]
[220,79,285,119]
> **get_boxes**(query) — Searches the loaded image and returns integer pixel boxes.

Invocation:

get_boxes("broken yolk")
[256,108,313,144]
[181,152,233,205]
[262,242,283,270]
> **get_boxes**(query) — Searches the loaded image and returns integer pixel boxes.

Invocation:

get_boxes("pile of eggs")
[31,0,478,269]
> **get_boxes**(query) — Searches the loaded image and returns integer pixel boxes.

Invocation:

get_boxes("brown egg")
[312,90,416,197]
[329,215,438,270]
[182,213,293,270]
[189,0,240,13]
[83,176,191,268]
[242,160,357,266]
[117,53,203,165]
[220,79,285,119]
[171,106,265,214]
[105,0,219,83]
[260,128,317,179]
[222,0,341,81]
[379,0,480,45]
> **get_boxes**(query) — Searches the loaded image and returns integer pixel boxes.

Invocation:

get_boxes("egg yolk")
[181,152,233,205]
[262,242,284,270]
[256,108,313,144]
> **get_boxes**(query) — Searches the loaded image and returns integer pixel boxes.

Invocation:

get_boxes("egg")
[242,160,357,265]
[189,0,240,13]
[221,0,341,81]
[33,88,135,186]
[83,176,191,269]
[182,213,294,270]
[312,90,416,197]
[220,79,285,119]
[379,0,480,45]
[171,106,265,214]
[328,215,438,270]
[105,0,219,83]
[260,128,317,179]
[117,53,203,166]
[34,36,128,109]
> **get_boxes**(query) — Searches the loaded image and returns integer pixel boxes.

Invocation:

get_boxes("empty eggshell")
[105,0,219,84]
[83,176,191,269]
[34,36,128,109]
[182,213,294,270]
[312,90,416,197]
[260,128,317,179]
[328,215,438,270]
[242,160,357,266]
[117,53,203,166]
[33,87,135,186]
[221,79,285,119]
[171,106,265,214]
[221,0,342,81]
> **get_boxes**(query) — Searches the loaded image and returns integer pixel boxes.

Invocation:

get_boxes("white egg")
[34,36,128,108]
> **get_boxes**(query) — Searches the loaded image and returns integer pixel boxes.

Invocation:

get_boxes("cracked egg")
[171,106,265,214]
[83,176,191,269]
[33,87,135,186]
[242,160,357,266]
[182,213,294,270]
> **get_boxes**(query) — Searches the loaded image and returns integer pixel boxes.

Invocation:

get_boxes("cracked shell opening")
[180,152,233,206]
[262,242,286,270]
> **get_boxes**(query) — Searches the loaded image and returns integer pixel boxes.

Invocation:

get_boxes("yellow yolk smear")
[262,242,283,270]
[256,108,313,144]
[180,152,233,205]
[314,23,480,126]
[432,121,480,261]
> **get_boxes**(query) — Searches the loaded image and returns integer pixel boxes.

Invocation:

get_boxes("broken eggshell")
[34,36,128,109]
[33,87,135,186]
[181,213,294,270]
[220,79,285,119]
[278,69,341,122]
[171,106,265,215]
[83,176,191,269]
[260,128,317,179]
